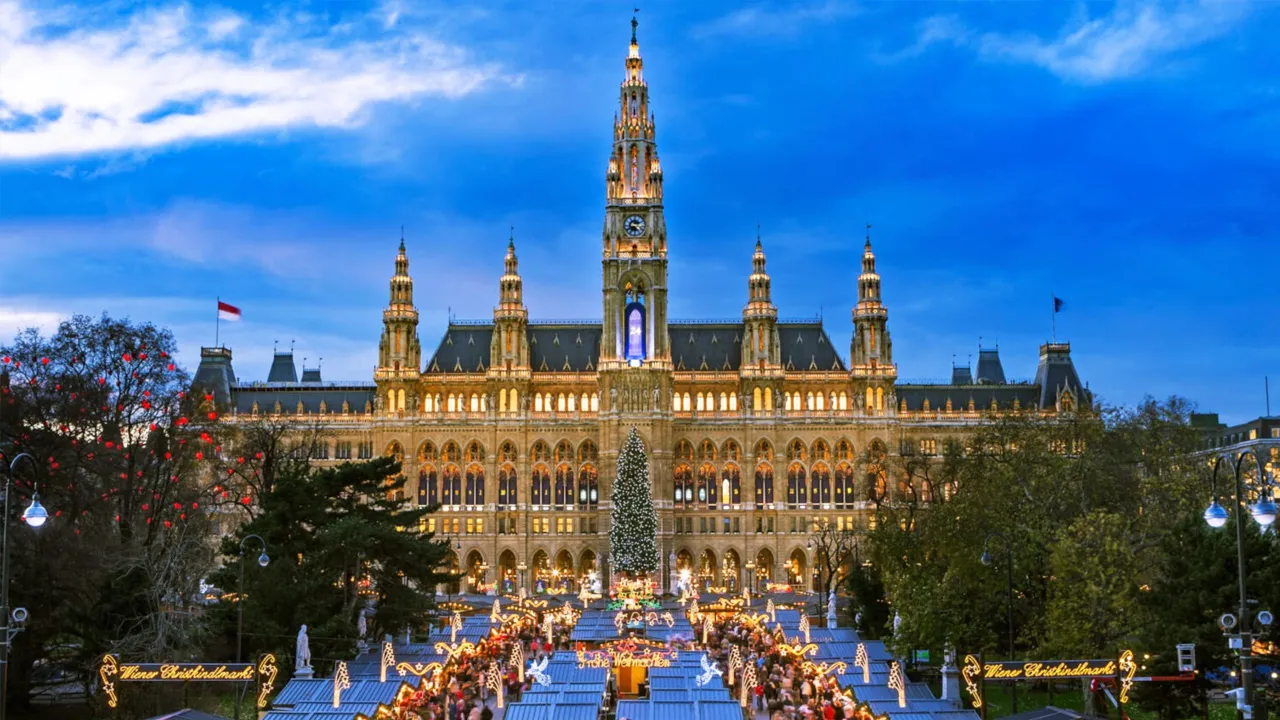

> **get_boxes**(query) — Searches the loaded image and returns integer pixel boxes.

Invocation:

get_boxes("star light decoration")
[801,661,848,678]
[799,613,810,643]
[380,641,396,682]
[450,611,463,643]
[854,643,870,684]
[486,662,505,708]
[739,663,757,708]
[887,661,906,708]
[778,642,818,661]
[728,645,742,684]
[433,640,478,666]
[766,599,776,622]
[256,654,278,709]
[396,661,444,680]
[510,643,525,682]
[332,661,351,709]
[960,655,983,708]
[491,598,503,623]
[1118,649,1137,704]
[689,599,701,624]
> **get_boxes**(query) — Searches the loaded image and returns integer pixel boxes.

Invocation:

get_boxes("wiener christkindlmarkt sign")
[99,654,278,709]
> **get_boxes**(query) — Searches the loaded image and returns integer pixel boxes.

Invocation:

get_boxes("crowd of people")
[700,613,859,720]
[400,597,856,720]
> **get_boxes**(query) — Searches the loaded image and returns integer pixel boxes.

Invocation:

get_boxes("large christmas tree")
[610,426,659,576]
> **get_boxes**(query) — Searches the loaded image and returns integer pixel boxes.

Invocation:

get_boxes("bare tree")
[807,519,863,615]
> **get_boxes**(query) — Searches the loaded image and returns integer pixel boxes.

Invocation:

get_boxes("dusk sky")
[1,0,1276,424]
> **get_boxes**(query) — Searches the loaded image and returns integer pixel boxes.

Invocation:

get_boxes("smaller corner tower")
[741,232,781,369]
[850,227,896,416]
[490,232,531,376]
[376,235,421,414]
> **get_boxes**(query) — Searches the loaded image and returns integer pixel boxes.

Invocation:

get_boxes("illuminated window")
[591,393,599,412]
[625,301,647,363]
[729,393,737,411]
[920,439,937,456]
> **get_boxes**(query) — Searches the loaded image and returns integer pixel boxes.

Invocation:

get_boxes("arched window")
[417,466,438,506]
[442,464,462,506]
[534,394,544,412]
[812,439,830,462]
[464,464,485,505]
[555,440,574,464]
[698,463,717,506]
[554,464,574,508]
[531,465,551,506]
[755,439,774,463]
[764,387,773,411]
[729,393,737,411]
[397,388,405,411]
[531,441,550,463]
[865,387,874,412]
[695,393,705,412]
[722,440,740,463]
[787,439,807,463]
[811,462,831,506]
[675,439,694,461]
[579,465,599,507]
[418,441,438,463]
[581,393,589,411]
[866,440,888,502]
[753,386,762,411]
[836,439,853,461]
[568,394,576,412]
[557,394,566,412]
[806,392,814,410]
[469,394,479,413]
[590,393,599,412]
[816,392,825,411]
[876,387,885,411]
[787,463,807,505]
[839,391,848,410]
[447,394,457,412]
[499,441,517,463]
[683,392,692,411]
[722,464,741,505]
[719,392,728,411]
[497,465,517,508]
[387,390,395,413]
[465,441,484,463]
[698,439,717,462]
[499,389,507,413]
[754,463,774,504]
[834,462,855,509]
[674,463,693,506]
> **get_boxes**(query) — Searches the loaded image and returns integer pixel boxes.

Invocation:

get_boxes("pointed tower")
[742,235,781,369]
[850,229,896,416]
[489,234,530,374]
[376,237,421,414]
[601,13,670,371]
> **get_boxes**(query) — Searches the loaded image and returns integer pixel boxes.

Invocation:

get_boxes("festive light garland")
[380,642,396,683]
[960,655,982,709]
[887,661,906,708]
[332,661,351,709]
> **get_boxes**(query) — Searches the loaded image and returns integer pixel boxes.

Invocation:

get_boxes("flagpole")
[216,296,221,349]
[1051,293,1056,344]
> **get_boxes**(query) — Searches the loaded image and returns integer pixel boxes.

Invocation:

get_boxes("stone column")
[940,648,961,708]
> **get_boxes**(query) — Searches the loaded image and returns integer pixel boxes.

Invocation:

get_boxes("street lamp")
[237,534,269,663]
[0,452,42,720]
[981,531,1017,714]
[745,560,756,596]
[1202,449,1277,714]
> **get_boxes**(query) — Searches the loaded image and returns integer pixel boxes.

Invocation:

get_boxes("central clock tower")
[601,13,669,372]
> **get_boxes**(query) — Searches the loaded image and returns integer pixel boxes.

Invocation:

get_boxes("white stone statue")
[668,552,678,593]
[296,625,312,670]
[357,610,367,639]
[893,611,902,636]
[653,387,660,408]
[827,590,837,627]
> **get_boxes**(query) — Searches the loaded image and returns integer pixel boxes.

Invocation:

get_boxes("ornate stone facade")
[194,19,1088,598]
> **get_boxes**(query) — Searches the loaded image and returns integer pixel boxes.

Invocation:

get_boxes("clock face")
[624,215,647,237]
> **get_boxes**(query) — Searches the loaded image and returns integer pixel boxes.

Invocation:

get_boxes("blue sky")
[0,0,1276,424]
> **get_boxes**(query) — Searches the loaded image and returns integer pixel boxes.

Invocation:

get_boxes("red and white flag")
[217,301,242,321]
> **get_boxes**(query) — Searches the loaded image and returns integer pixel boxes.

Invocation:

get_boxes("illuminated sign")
[99,654,279,709]
[980,658,1118,681]
[1118,650,1136,704]
[577,638,679,668]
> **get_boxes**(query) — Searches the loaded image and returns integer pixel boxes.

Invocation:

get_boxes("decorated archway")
[698,549,718,591]
[579,549,599,592]
[530,550,551,595]
[723,549,742,592]
[464,550,487,594]
[787,548,807,590]
[554,549,576,593]
[754,548,774,591]
[498,549,518,595]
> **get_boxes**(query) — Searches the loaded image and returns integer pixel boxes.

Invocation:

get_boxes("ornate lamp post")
[745,560,756,595]
[237,534,270,662]
[517,561,528,595]
[0,452,44,720]
[1203,449,1276,716]
[981,532,1016,714]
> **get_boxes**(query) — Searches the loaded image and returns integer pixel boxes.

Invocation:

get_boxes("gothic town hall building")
[195,21,1088,598]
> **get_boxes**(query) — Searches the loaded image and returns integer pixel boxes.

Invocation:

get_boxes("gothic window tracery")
[555,463,575,508]
[531,441,550,464]
[834,462,855,509]
[722,464,741,506]
[531,464,551,506]
[497,465,517,508]
[811,462,831,505]
[464,464,485,505]
[787,462,807,506]
[578,464,599,508]
[698,462,717,506]
[754,463,774,504]
[418,441,438,463]
[442,464,462,507]
[417,466,438,506]
[674,463,693,506]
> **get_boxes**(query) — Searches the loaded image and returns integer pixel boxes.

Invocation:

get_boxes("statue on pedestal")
[667,551,678,594]
[826,589,837,628]
[295,625,313,677]
[357,609,368,650]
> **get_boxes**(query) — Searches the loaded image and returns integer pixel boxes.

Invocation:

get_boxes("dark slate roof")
[300,367,321,382]
[230,383,377,415]
[950,365,973,385]
[193,347,236,406]
[896,384,1042,412]
[268,352,298,383]
[424,321,846,374]
[1033,343,1088,408]
[975,348,1006,384]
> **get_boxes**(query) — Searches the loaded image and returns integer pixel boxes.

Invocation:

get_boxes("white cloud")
[903,1,1247,83]
[0,0,518,160]
[692,0,856,40]
[0,306,63,340]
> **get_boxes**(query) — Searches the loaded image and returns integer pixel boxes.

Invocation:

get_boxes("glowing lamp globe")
[22,495,48,528]
[1250,498,1278,528]
[258,552,270,568]
[1203,500,1230,529]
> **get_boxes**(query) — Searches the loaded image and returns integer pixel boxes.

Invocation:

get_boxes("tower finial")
[631,8,639,44]
[399,225,405,252]
[865,223,872,246]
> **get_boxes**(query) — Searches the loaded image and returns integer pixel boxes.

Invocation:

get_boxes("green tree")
[209,455,452,670]
[1044,510,1146,657]
[610,426,658,576]
[0,315,218,714]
